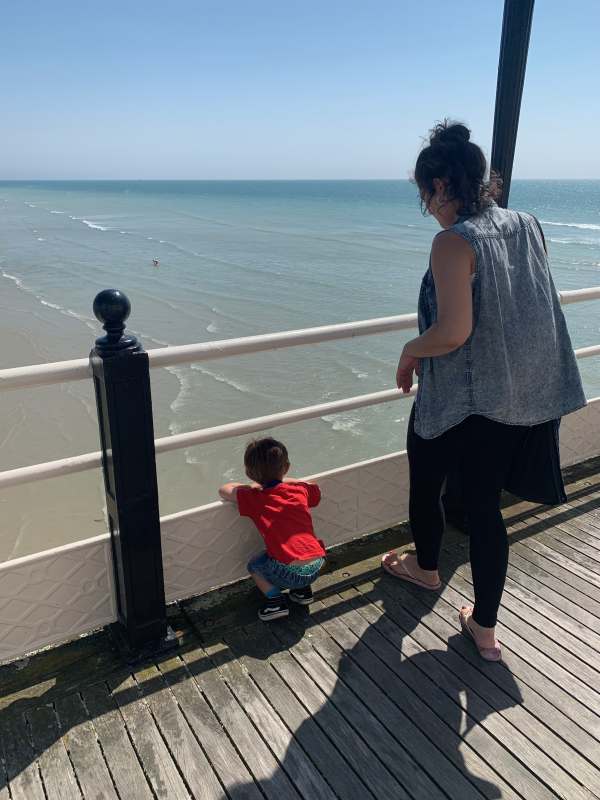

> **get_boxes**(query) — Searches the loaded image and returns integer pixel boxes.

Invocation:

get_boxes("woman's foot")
[459,606,502,662]
[381,551,441,590]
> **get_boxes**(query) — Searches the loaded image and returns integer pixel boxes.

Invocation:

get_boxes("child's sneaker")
[258,596,289,621]
[289,586,314,605]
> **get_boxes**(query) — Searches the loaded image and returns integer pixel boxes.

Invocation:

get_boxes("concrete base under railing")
[1,398,600,666]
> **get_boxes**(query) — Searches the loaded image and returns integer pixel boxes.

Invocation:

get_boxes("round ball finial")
[92,289,139,355]
[93,289,131,326]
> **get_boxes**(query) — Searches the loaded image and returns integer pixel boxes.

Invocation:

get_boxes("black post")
[442,0,535,532]
[91,289,176,660]
[491,0,535,206]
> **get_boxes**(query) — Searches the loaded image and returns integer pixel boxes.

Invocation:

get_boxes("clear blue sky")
[1,1,598,179]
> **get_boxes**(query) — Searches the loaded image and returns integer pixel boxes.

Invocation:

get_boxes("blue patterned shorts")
[247,552,324,590]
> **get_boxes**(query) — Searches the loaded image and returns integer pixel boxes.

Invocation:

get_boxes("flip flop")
[381,552,441,590]
[459,607,502,662]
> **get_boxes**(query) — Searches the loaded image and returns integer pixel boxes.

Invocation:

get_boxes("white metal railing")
[1,286,599,491]
[2,285,600,393]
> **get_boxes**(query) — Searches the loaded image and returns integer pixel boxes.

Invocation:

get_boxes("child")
[219,437,325,621]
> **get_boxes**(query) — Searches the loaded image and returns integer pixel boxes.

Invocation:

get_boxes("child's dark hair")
[414,119,500,216]
[244,437,289,485]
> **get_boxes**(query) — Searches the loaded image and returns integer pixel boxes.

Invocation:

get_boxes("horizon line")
[1,177,599,182]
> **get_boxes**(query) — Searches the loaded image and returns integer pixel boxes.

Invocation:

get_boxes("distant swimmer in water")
[152,258,159,267]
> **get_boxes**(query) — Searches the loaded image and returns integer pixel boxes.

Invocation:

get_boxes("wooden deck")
[2,459,600,800]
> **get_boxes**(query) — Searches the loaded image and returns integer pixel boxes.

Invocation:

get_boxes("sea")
[1,180,599,558]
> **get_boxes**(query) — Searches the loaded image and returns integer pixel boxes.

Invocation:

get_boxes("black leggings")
[407,407,528,627]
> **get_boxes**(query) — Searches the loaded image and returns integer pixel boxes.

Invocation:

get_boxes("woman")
[382,121,586,661]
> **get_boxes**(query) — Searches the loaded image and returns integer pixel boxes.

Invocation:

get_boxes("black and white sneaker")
[289,586,314,605]
[258,597,289,621]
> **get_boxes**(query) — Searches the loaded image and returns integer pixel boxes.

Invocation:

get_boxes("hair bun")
[430,121,471,147]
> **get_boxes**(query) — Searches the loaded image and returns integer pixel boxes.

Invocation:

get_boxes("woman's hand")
[396,351,420,393]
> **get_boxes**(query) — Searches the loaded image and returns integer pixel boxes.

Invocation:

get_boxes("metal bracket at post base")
[90,288,178,662]
[109,622,179,666]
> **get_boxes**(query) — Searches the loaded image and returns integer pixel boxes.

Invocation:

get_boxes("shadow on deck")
[1,458,600,800]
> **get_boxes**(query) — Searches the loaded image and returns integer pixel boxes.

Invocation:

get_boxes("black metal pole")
[91,289,176,660]
[491,0,535,207]
[442,0,535,532]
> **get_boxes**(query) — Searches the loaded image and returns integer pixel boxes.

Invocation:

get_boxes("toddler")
[219,437,325,621]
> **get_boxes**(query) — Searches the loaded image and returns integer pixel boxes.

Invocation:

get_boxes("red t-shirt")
[237,481,325,564]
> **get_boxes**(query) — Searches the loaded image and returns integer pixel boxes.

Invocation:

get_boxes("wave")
[321,412,363,436]
[37,237,46,242]
[50,210,64,215]
[80,219,111,231]
[1,270,97,332]
[548,236,600,246]
[206,322,218,333]
[190,363,250,394]
[541,220,600,231]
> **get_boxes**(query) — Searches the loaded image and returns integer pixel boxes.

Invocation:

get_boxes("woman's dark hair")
[414,120,500,216]
[244,437,289,485]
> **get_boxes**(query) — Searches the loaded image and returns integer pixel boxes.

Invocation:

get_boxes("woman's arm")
[396,231,474,392]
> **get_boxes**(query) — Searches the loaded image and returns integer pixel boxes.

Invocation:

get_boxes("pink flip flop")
[459,607,502,662]
[381,552,441,590]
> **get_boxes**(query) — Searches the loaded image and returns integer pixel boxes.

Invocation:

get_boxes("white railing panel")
[0,533,116,665]
[560,397,600,467]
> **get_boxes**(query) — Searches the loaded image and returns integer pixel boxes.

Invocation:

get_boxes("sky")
[1,1,598,180]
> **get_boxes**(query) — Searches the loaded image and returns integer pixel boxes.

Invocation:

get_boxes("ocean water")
[1,180,599,554]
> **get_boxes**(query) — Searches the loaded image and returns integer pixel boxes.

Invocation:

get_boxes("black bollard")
[90,289,177,660]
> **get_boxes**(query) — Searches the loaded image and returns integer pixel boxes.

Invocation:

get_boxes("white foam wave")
[206,322,218,333]
[1,270,97,331]
[37,237,45,242]
[50,210,64,215]
[80,219,111,231]
[350,366,368,379]
[25,203,36,208]
[167,366,195,413]
[190,363,249,393]
[322,412,363,436]
[541,220,600,231]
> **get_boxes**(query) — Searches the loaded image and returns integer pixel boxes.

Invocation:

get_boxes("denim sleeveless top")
[414,204,586,439]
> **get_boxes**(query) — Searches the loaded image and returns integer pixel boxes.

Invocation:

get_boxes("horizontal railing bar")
[2,335,599,489]
[0,387,413,488]
[2,286,600,391]
[558,287,600,305]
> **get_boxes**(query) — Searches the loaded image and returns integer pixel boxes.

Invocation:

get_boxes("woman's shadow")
[223,543,524,800]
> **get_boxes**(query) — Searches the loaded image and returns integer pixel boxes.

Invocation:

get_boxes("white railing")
[1,287,600,490]
[2,286,600,665]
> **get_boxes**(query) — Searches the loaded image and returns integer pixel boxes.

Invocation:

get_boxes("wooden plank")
[451,567,600,691]
[511,538,600,606]
[203,638,339,800]
[80,682,153,800]
[336,584,600,800]
[156,655,264,800]
[225,625,378,800]
[0,712,46,800]
[54,692,118,800]
[368,575,600,771]
[181,644,302,800]
[502,571,600,652]
[437,571,600,725]
[250,623,407,799]
[538,522,600,561]
[313,590,521,800]
[26,704,81,800]
[133,663,224,800]
[508,549,600,624]
[107,673,190,800]
[269,619,448,800]
[521,533,600,588]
